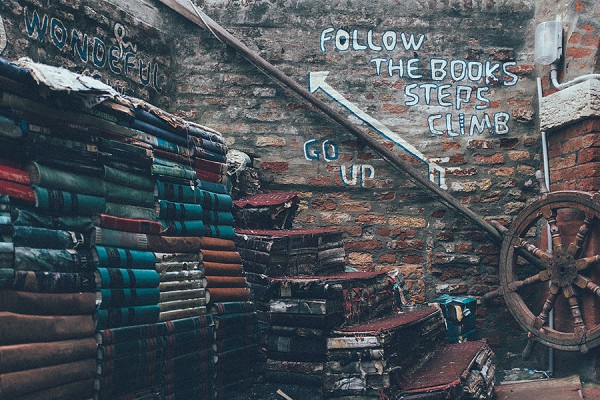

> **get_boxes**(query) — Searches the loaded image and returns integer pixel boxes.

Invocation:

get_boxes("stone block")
[540,79,600,132]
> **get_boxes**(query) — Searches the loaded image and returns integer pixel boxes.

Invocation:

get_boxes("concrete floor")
[496,375,592,399]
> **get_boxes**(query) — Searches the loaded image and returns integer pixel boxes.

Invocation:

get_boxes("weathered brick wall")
[169,0,542,368]
[548,119,600,192]
[536,0,600,91]
[0,0,176,105]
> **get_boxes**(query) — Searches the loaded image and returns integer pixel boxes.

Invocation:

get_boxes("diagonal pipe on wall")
[159,0,504,243]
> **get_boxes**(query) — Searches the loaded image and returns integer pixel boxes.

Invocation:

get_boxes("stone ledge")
[540,79,600,132]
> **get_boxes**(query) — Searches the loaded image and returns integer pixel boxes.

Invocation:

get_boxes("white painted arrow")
[0,15,7,55]
[308,71,447,189]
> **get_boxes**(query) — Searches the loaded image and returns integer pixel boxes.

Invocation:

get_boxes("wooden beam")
[158,0,504,244]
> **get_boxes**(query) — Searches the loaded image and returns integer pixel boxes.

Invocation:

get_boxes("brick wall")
[0,0,176,106]
[548,119,600,192]
[168,0,543,370]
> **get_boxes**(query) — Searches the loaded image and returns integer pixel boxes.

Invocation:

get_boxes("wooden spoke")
[533,284,559,330]
[515,238,551,262]
[543,207,564,253]
[576,255,600,271]
[576,275,600,298]
[563,286,586,335]
[568,214,594,257]
[507,271,550,293]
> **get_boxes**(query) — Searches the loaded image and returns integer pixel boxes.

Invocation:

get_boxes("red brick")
[568,32,583,44]
[377,227,391,237]
[442,141,461,150]
[582,24,596,33]
[476,243,499,254]
[389,228,417,239]
[448,154,467,164]
[566,47,594,58]
[457,242,473,253]
[549,154,577,170]
[356,214,387,224]
[468,140,493,149]
[446,168,477,176]
[578,147,600,164]
[401,255,423,264]
[312,199,337,211]
[574,177,600,192]
[378,253,397,263]
[390,239,424,250]
[261,161,289,173]
[342,226,363,236]
[436,231,454,241]
[474,153,504,164]
[499,138,519,149]
[376,192,396,201]
[383,104,410,114]
[345,240,383,251]
[555,162,600,181]
[507,150,530,161]
[582,33,600,47]
[488,167,515,176]
[505,64,534,76]
[339,201,371,212]
[439,268,468,281]
[507,98,532,107]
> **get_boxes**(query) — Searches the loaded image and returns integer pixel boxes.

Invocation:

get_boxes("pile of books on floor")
[325,306,446,399]
[265,272,398,397]
[210,302,259,396]
[0,56,252,399]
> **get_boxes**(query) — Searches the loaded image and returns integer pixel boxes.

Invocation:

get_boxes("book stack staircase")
[232,191,497,399]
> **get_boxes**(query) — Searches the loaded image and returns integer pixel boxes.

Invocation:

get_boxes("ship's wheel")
[499,190,600,352]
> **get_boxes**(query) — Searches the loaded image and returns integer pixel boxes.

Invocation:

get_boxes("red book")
[95,214,162,235]
[194,157,227,174]
[0,179,34,203]
[0,163,30,185]
[195,168,226,184]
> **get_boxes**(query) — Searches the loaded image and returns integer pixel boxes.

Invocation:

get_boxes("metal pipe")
[538,77,554,377]
[550,63,600,90]
[159,0,504,243]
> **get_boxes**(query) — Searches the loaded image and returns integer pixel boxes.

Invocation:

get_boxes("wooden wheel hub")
[548,252,577,288]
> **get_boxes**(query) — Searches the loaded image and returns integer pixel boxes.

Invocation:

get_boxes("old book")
[203,261,244,276]
[95,305,160,329]
[93,246,156,269]
[206,276,248,288]
[0,358,96,398]
[208,287,251,303]
[99,288,160,309]
[97,268,160,289]
[0,290,96,315]
[159,288,208,303]
[202,249,242,264]
[0,337,97,373]
[13,247,93,273]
